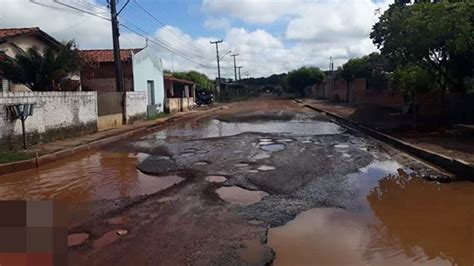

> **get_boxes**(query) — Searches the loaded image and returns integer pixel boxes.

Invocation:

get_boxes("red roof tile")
[80,49,143,63]
[0,27,40,38]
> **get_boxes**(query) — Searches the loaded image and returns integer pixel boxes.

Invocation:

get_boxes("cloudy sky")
[0,0,391,79]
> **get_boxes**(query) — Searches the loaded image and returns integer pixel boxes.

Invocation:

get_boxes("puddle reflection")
[269,161,474,266]
[0,151,183,203]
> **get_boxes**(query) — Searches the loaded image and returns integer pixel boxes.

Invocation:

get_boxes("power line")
[49,0,215,69]
[132,0,212,57]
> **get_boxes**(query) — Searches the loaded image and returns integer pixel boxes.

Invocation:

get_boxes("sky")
[0,0,392,79]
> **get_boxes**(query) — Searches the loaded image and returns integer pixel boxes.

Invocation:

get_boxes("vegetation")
[392,64,434,127]
[172,70,212,91]
[0,40,83,91]
[286,67,325,97]
[371,1,474,95]
[0,151,32,164]
[146,112,168,121]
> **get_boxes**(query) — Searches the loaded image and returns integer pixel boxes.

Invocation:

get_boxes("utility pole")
[237,66,243,80]
[230,53,239,82]
[109,0,124,92]
[210,40,223,98]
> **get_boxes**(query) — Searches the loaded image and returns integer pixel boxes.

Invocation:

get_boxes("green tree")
[286,67,325,97]
[172,70,211,91]
[391,64,434,128]
[0,40,83,91]
[371,1,474,95]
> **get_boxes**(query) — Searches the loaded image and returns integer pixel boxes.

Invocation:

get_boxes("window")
[1,78,9,92]
[147,80,155,105]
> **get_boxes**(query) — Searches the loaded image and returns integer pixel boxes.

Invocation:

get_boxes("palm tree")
[0,40,83,91]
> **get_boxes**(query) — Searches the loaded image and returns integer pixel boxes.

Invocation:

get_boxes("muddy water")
[215,186,269,205]
[0,151,183,203]
[269,161,474,266]
[150,119,343,139]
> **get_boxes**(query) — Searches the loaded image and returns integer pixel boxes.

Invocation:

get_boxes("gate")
[97,92,124,131]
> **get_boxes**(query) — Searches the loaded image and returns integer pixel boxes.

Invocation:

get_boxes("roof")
[0,27,62,47]
[164,75,195,85]
[80,48,143,63]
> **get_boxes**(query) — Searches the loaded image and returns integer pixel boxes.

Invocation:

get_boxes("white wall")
[132,47,165,113]
[125,91,147,123]
[0,91,97,148]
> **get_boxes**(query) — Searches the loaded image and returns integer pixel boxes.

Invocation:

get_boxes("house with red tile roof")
[80,46,166,114]
[0,27,80,92]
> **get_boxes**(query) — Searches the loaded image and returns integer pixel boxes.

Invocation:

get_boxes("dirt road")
[1,98,472,265]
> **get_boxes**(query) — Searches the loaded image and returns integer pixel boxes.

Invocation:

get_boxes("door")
[147,80,155,105]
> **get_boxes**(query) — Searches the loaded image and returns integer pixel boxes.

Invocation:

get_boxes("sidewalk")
[0,106,217,175]
[301,99,474,165]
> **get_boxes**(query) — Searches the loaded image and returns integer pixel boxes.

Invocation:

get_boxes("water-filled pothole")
[215,186,269,205]
[257,165,276,171]
[260,144,285,152]
[205,175,227,183]
[68,233,89,247]
[193,161,209,166]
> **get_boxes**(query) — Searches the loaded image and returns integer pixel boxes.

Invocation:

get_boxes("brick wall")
[125,91,147,123]
[0,92,98,150]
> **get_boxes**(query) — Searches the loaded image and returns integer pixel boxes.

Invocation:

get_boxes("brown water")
[268,161,474,266]
[215,186,269,205]
[0,151,183,203]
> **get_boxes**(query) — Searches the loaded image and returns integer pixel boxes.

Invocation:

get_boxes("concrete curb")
[0,106,222,176]
[297,99,473,180]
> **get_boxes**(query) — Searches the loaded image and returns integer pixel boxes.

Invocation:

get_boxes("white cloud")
[0,0,394,79]
[202,0,300,24]
[204,17,231,30]
[0,0,145,49]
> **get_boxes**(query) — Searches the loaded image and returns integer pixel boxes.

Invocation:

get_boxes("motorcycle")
[195,92,214,107]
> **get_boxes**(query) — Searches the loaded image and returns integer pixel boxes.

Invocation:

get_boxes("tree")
[0,40,83,91]
[286,67,325,97]
[371,1,474,95]
[391,64,435,128]
[172,70,211,91]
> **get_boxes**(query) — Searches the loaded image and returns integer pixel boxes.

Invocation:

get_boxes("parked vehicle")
[196,91,214,107]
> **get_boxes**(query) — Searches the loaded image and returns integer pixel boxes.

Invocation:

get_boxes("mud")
[0,151,184,203]
[1,98,470,265]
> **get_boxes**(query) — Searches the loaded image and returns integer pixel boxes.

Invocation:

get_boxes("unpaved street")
[1,99,473,265]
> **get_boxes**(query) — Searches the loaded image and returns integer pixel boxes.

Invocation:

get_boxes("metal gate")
[97,92,124,131]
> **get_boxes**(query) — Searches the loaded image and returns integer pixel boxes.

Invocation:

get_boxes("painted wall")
[132,47,165,113]
[125,91,147,123]
[0,91,97,150]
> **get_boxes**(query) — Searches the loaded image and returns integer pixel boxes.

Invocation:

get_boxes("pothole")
[215,186,269,205]
[260,144,285,152]
[252,152,271,160]
[205,175,227,183]
[236,162,250,167]
[334,144,349,149]
[277,138,294,143]
[106,216,129,225]
[257,165,276,171]
[68,233,89,247]
[93,229,128,250]
[193,161,209,166]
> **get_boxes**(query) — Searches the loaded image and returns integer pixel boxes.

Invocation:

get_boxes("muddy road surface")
[0,99,472,265]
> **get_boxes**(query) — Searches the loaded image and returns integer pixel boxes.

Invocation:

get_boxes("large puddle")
[150,119,343,139]
[268,161,474,266]
[0,151,183,203]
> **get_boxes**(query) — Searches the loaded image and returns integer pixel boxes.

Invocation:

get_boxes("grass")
[146,112,169,121]
[0,151,33,164]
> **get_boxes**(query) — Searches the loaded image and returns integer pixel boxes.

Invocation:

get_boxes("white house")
[131,47,165,114]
